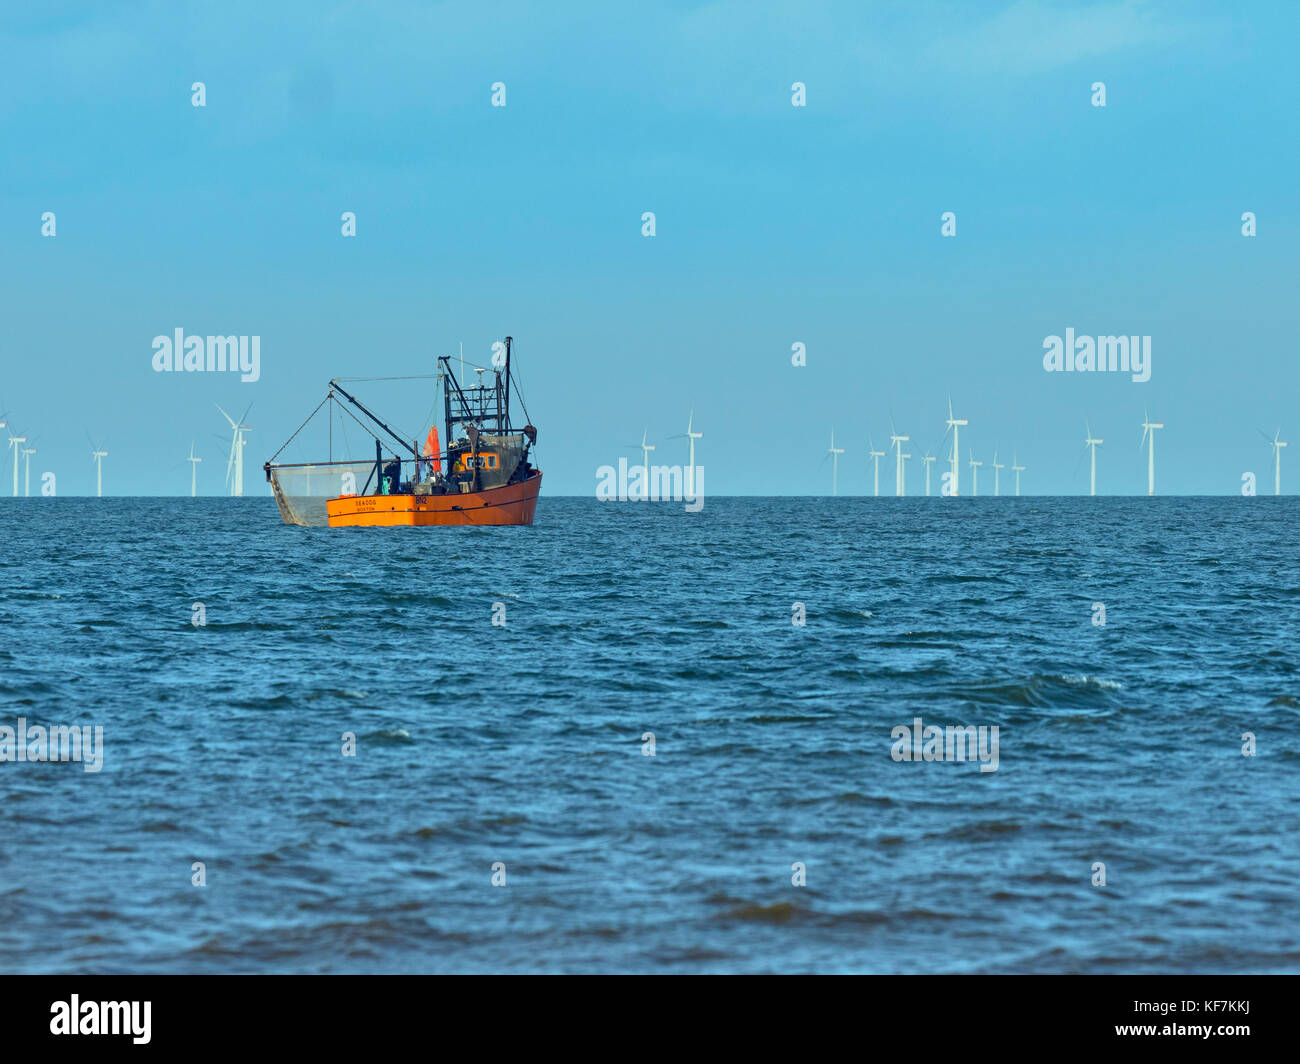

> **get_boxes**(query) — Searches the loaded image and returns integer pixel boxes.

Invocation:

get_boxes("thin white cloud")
[920,0,1214,75]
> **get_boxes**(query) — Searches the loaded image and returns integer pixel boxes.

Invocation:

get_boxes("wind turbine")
[921,454,936,496]
[22,445,36,497]
[828,428,845,496]
[1266,429,1287,496]
[1012,453,1026,496]
[187,441,202,497]
[685,411,702,497]
[90,446,108,497]
[639,428,655,501]
[946,398,968,496]
[217,403,253,497]
[1140,408,1164,496]
[868,437,886,497]
[891,428,910,497]
[968,450,983,497]
[7,431,25,497]
[992,449,1005,497]
[1084,421,1103,497]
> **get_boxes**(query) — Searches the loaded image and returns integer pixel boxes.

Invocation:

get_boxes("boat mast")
[503,335,512,431]
[442,363,452,477]
[495,367,503,434]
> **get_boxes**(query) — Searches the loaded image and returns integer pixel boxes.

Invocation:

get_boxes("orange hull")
[326,473,542,527]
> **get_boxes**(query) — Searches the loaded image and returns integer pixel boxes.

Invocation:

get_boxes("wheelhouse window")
[458,453,500,471]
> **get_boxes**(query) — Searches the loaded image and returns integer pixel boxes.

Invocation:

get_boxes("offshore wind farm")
[0,395,1294,499]
[0,357,1276,505]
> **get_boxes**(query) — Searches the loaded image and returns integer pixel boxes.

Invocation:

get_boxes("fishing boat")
[264,336,541,527]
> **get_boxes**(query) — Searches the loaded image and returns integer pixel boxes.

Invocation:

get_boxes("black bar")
[0,974,1288,1053]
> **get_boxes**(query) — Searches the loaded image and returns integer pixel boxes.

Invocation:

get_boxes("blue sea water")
[1,496,1297,974]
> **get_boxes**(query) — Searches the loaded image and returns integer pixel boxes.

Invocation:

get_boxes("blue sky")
[1,0,1297,495]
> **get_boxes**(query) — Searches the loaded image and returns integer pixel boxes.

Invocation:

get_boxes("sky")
[1,0,1297,496]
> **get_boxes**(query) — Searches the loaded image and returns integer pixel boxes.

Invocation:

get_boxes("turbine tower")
[1140,408,1164,496]
[891,429,910,497]
[992,449,1005,497]
[7,431,25,497]
[1084,421,1103,497]
[968,450,983,497]
[639,428,655,501]
[1268,429,1287,496]
[921,454,936,496]
[946,398,968,496]
[218,403,253,498]
[91,447,108,497]
[685,410,702,497]
[868,437,886,497]
[22,445,36,497]
[828,428,845,496]
[1012,453,1026,496]
[187,441,202,498]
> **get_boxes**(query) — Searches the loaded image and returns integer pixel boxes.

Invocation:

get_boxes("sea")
[2,496,1297,974]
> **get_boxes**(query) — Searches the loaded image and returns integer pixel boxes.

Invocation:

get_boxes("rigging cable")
[267,392,332,464]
